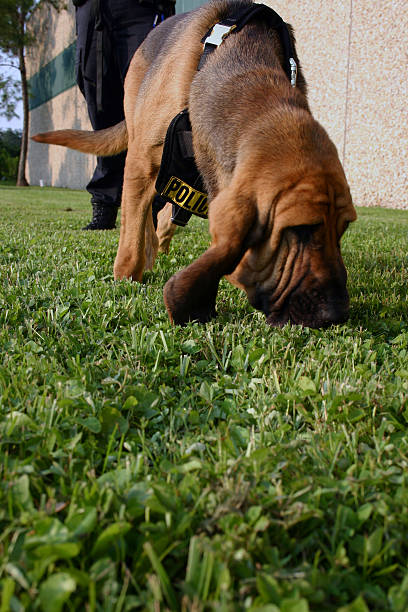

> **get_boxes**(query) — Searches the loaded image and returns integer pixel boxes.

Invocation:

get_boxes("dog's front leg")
[114,147,158,281]
[163,185,256,324]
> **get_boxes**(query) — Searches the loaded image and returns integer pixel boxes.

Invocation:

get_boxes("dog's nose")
[313,304,349,328]
[288,285,350,328]
[319,297,350,326]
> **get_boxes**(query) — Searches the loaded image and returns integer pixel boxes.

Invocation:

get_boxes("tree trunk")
[16,13,29,186]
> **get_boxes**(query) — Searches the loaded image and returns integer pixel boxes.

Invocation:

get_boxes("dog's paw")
[163,275,217,325]
[113,258,143,281]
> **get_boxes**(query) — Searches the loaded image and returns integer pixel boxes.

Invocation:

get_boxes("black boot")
[82,203,119,230]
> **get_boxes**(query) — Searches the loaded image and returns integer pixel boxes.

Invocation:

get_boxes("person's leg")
[75,0,126,229]
[105,0,159,81]
[76,0,174,230]
[105,0,169,227]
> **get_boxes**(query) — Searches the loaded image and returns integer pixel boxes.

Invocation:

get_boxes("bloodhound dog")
[32,0,356,328]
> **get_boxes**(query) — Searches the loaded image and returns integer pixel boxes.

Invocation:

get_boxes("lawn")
[0,185,408,612]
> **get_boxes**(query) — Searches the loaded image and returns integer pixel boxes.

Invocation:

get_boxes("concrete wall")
[267,0,408,210]
[27,1,408,209]
[28,89,95,190]
[27,3,95,190]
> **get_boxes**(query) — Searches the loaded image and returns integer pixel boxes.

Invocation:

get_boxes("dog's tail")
[31,120,128,156]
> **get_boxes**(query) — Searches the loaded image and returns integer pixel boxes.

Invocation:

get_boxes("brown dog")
[32,0,356,328]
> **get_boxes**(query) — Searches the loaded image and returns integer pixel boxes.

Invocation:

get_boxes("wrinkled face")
[228,174,357,328]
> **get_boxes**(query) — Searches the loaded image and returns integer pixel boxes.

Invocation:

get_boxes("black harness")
[155,3,298,226]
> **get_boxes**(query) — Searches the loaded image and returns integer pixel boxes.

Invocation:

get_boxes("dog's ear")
[163,185,256,324]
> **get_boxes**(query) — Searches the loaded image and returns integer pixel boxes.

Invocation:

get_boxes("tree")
[0,128,21,181]
[0,74,21,122]
[0,0,65,186]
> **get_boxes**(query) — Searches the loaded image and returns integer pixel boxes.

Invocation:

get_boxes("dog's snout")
[288,281,350,328]
[250,277,350,329]
[318,296,350,326]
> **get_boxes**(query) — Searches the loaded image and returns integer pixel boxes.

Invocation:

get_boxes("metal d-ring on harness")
[197,3,298,83]
[155,3,298,227]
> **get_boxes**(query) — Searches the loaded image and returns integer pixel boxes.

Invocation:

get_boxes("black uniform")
[73,0,175,229]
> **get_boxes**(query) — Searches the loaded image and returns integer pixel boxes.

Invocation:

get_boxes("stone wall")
[27,1,408,208]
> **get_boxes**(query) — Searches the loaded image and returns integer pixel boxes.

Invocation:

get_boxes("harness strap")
[198,3,297,87]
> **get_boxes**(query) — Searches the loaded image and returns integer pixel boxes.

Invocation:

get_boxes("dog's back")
[32,0,307,170]
[130,0,309,196]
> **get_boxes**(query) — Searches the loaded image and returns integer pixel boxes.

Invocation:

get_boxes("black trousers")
[75,0,171,207]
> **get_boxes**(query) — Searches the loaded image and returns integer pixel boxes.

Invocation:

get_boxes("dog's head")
[228,174,356,328]
[164,114,356,328]
[227,120,356,328]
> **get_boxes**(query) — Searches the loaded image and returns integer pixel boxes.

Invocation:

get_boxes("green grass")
[0,185,408,612]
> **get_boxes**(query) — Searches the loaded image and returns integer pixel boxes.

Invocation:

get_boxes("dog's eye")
[291,224,322,244]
